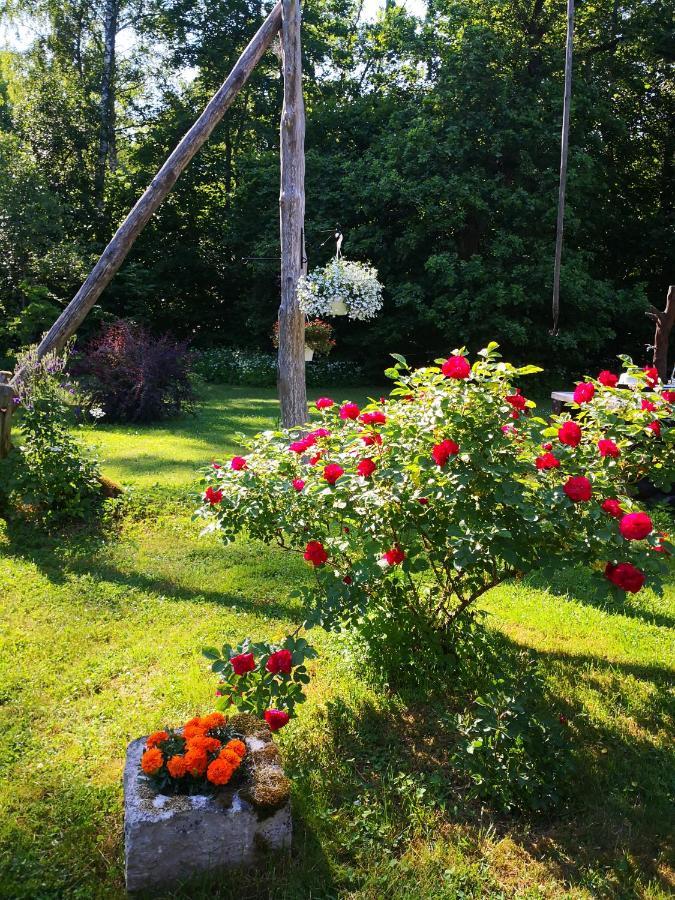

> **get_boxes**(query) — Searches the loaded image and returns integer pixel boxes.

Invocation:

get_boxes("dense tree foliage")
[1,0,672,377]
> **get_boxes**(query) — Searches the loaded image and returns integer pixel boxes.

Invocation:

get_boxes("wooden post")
[277,0,308,428]
[647,285,675,383]
[551,0,574,336]
[0,372,17,460]
[11,2,283,389]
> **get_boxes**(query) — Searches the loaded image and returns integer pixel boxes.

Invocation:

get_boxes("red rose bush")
[197,344,673,661]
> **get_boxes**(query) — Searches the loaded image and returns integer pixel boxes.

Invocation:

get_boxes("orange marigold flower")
[201,712,226,730]
[141,747,164,775]
[220,748,242,768]
[184,747,209,777]
[183,717,208,740]
[225,739,246,759]
[166,755,188,778]
[206,758,234,786]
[186,735,221,754]
[146,730,169,749]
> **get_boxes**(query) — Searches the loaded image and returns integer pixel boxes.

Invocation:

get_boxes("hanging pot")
[329,299,348,316]
[304,346,315,362]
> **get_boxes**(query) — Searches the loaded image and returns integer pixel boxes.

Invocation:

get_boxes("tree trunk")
[94,0,119,214]
[551,0,574,336]
[647,285,675,383]
[12,2,283,389]
[277,0,307,428]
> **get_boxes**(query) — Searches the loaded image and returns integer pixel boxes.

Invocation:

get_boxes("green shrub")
[3,345,103,524]
[193,347,365,387]
[452,680,573,813]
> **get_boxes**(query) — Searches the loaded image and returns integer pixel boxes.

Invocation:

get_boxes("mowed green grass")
[0,384,673,899]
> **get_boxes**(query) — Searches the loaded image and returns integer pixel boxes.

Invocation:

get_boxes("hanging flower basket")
[272,319,335,358]
[297,258,383,321]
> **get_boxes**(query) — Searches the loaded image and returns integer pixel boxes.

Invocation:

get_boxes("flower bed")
[124,713,291,892]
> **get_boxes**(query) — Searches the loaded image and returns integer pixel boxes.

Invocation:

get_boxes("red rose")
[441,355,471,379]
[359,410,386,425]
[308,428,331,439]
[292,478,305,492]
[230,652,255,675]
[310,452,323,465]
[618,512,652,541]
[597,439,620,458]
[598,370,618,387]
[641,399,656,412]
[264,709,290,731]
[343,575,353,585]
[289,436,315,453]
[418,497,429,505]
[573,382,595,404]
[604,562,645,593]
[361,432,383,446]
[535,452,560,470]
[315,397,334,410]
[357,458,377,478]
[643,366,659,388]
[382,547,405,566]
[505,389,527,411]
[542,442,553,451]
[564,475,592,502]
[339,402,360,420]
[323,463,344,485]
[432,439,460,467]
[230,456,247,471]
[266,649,293,675]
[212,462,222,469]
[601,498,623,518]
[304,540,328,567]
[662,390,675,404]
[558,421,582,447]
[205,486,223,505]
[648,420,661,436]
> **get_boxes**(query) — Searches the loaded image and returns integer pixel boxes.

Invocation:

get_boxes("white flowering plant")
[297,258,384,321]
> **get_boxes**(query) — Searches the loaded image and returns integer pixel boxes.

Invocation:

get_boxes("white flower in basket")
[297,258,383,321]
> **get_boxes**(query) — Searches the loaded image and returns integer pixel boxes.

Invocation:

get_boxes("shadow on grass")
[308,628,674,898]
[0,514,304,623]
[526,566,675,630]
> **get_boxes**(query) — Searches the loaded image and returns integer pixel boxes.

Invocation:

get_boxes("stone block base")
[124,726,291,893]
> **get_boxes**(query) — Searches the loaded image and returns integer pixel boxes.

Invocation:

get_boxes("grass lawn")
[0,383,673,899]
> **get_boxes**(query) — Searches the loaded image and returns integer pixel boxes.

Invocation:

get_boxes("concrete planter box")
[124,716,291,893]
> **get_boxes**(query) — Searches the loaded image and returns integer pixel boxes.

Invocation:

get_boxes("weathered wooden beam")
[12,1,283,389]
[0,372,17,460]
[646,284,675,383]
[277,0,308,429]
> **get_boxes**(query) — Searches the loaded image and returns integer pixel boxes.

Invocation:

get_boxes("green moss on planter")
[242,766,291,813]
[229,713,271,741]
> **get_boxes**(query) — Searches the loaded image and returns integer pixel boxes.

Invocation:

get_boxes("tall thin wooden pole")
[551,0,574,336]
[11,2,283,390]
[278,0,308,428]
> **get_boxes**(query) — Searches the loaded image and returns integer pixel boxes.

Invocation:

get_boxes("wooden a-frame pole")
[277,0,308,428]
[10,1,282,391]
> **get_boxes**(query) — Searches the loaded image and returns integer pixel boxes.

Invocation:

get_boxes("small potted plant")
[297,257,384,320]
[272,318,335,362]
